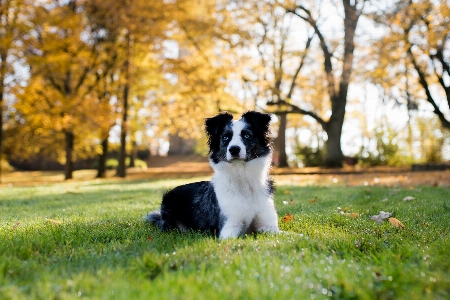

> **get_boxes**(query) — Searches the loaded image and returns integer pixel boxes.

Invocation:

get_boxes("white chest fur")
[210,155,279,238]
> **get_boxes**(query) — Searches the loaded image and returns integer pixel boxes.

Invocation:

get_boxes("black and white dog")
[145,111,280,239]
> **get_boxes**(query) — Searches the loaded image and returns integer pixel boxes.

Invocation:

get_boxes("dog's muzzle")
[228,146,241,158]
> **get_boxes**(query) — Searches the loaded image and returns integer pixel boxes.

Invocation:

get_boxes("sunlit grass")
[1,176,449,299]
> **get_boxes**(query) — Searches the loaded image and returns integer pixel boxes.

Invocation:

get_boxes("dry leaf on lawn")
[388,217,405,228]
[282,213,294,222]
[309,197,318,204]
[12,222,20,231]
[403,196,415,201]
[45,218,63,225]
[370,211,392,223]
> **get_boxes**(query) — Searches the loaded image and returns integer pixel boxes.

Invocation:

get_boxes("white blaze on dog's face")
[226,120,247,161]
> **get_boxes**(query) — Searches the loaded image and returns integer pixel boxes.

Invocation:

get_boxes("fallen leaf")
[12,222,20,231]
[284,190,292,195]
[403,196,415,201]
[340,212,360,218]
[65,189,82,195]
[309,197,318,204]
[282,213,294,222]
[349,212,359,218]
[146,236,153,242]
[290,199,295,204]
[388,217,405,228]
[370,211,392,223]
[45,218,63,225]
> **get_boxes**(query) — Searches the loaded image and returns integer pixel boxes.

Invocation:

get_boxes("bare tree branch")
[287,33,314,99]
[287,5,336,98]
[267,99,327,129]
[407,46,450,129]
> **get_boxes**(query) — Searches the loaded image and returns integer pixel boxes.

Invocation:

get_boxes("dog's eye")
[222,136,229,141]
[243,134,251,139]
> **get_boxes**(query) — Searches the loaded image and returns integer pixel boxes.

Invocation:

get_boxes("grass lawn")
[1,175,449,299]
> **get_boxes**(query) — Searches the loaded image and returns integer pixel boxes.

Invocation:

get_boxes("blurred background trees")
[0,0,449,180]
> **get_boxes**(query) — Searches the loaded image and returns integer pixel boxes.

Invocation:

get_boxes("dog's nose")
[229,146,241,157]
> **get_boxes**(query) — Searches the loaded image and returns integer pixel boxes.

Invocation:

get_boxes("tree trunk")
[324,125,344,168]
[324,97,345,168]
[64,130,74,180]
[0,52,5,183]
[275,113,288,167]
[322,0,358,168]
[117,32,131,178]
[96,137,108,178]
[129,141,137,168]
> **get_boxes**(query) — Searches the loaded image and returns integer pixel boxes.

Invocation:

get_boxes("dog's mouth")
[227,157,246,163]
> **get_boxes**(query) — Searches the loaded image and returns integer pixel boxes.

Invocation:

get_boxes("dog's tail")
[144,210,165,230]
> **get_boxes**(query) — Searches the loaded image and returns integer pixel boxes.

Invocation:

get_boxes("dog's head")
[205,111,272,164]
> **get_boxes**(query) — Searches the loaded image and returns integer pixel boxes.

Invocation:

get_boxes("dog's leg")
[219,222,244,239]
[253,208,281,234]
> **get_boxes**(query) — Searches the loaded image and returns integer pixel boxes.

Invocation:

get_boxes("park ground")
[1,156,450,188]
[1,159,449,299]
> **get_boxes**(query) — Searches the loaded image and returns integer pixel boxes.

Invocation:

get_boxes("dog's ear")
[205,112,233,136]
[242,111,271,136]
[205,112,233,151]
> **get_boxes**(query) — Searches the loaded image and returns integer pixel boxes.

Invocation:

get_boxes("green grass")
[1,177,449,299]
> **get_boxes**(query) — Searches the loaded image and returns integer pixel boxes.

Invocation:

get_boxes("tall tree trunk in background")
[324,103,345,168]
[64,130,74,180]
[275,113,288,167]
[0,52,6,183]
[323,0,358,168]
[129,140,137,168]
[96,137,108,178]
[117,32,130,178]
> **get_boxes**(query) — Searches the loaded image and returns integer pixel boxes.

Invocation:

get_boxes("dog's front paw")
[256,226,281,234]
[219,225,242,239]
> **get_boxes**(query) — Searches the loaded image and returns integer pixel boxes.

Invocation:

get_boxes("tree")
[218,0,314,167]
[276,0,368,167]
[145,0,244,152]
[0,0,28,181]
[104,0,170,178]
[16,0,116,179]
[371,1,450,130]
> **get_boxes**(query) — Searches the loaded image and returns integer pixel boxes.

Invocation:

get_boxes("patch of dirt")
[1,156,449,188]
[274,170,450,187]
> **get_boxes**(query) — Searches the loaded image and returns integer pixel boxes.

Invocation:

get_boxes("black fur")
[146,181,226,236]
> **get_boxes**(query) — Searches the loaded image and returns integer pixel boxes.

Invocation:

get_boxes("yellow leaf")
[282,213,294,222]
[309,197,318,204]
[45,218,63,225]
[388,217,405,228]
